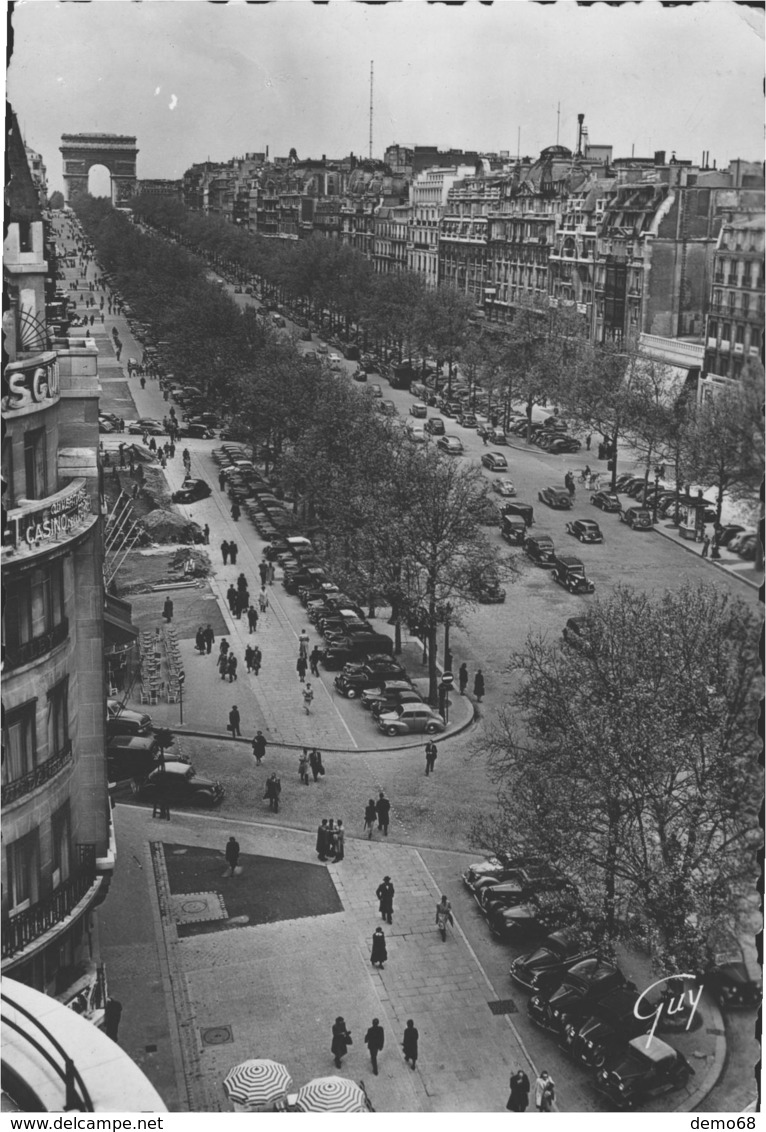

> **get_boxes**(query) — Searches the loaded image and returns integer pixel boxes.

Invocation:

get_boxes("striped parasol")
[223,1059,292,1108]
[295,1076,367,1113]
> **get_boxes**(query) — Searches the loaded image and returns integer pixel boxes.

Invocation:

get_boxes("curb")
[167,695,478,755]
[670,991,728,1113]
[652,524,762,591]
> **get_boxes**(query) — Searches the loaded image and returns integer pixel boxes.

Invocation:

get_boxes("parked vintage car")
[172,478,212,504]
[501,514,527,545]
[565,519,603,544]
[501,500,534,526]
[563,986,655,1067]
[551,555,596,595]
[528,959,633,1037]
[510,931,598,994]
[524,533,556,567]
[481,451,508,472]
[492,477,517,498]
[106,699,153,738]
[377,703,446,737]
[619,506,654,530]
[334,661,408,698]
[360,680,420,711]
[590,491,622,513]
[594,1036,694,1109]
[539,486,573,510]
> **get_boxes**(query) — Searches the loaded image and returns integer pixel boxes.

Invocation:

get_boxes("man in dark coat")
[229,541,238,565]
[402,1020,418,1069]
[375,791,391,835]
[473,669,485,702]
[425,740,437,775]
[507,1069,531,1112]
[370,927,387,969]
[252,730,267,765]
[227,585,238,615]
[203,624,215,654]
[458,662,468,694]
[376,876,394,924]
[364,1018,385,1076]
[228,705,241,738]
[296,654,308,682]
[331,1017,352,1070]
[162,595,174,623]
[316,819,330,860]
[225,836,240,876]
[266,773,281,812]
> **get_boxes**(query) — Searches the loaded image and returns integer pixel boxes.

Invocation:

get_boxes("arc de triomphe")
[60,133,138,203]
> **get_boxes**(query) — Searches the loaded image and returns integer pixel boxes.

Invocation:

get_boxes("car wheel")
[592,1047,607,1069]
[130,779,141,795]
[425,722,440,734]
[386,725,399,737]
[345,688,358,699]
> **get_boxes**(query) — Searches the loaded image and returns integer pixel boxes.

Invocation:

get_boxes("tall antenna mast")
[369,61,374,160]
[556,102,560,146]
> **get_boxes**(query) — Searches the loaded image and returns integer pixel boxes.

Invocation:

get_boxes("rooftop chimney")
[576,114,585,157]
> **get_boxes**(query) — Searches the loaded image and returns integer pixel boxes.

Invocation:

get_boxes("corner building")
[2,116,114,1006]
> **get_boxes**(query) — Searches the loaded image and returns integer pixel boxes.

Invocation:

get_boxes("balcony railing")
[2,740,74,807]
[1,988,93,1111]
[3,845,97,961]
[3,618,69,672]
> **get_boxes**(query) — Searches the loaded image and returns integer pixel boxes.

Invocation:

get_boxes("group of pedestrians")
[331,1015,418,1077]
[220,540,239,565]
[505,1069,555,1113]
[299,747,325,784]
[315,817,344,861]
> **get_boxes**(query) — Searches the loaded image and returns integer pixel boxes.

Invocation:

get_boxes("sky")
[7,1,765,194]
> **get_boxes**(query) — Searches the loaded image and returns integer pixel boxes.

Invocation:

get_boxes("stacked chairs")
[162,624,185,703]
[138,629,163,704]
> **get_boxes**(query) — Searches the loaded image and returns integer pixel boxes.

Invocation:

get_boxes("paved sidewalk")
[104,804,535,1113]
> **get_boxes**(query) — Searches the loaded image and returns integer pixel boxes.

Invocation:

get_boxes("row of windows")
[2,676,70,786]
[3,560,66,656]
[6,801,71,913]
[1,427,49,509]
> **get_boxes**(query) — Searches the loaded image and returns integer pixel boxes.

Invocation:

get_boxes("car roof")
[575,519,600,527]
[149,763,192,779]
[627,1036,677,1063]
[531,534,555,545]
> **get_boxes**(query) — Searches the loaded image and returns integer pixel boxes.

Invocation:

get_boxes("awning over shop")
[104,593,138,651]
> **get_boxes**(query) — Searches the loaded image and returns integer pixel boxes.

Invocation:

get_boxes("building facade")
[2,118,114,1006]
[704,216,765,382]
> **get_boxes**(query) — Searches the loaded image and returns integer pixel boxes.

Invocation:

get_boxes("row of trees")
[75,196,513,704]
[129,193,763,539]
[475,583,761,971]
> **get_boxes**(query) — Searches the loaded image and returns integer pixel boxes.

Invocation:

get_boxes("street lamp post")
[652,468,661,525]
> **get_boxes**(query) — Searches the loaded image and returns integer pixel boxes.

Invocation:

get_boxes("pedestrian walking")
[267,561,275,586]
[364,1018,385,1076]
[258,587,269,613]
[298,628,310,657]
[376,876,394,924]
[332,819,345,861]
[203,524,210,545]
[265,773,281,813]
[701,534,711,558]
[302,683,314,714]
[195,626,206,655]
[565,471,576,499]
[244,644,255,673]
[203,624,214,654]
[299,749,311,785]
[375,791,391,836]
[237,571,248,595]
[506,1070,531,1112]
[140,375,146,390]
[473,669,485,703]
[219,470,227,491]
[221,540,230,565]
[252,645,262,676]
[370,927,387,969]
[308,748,320,782]
[331,1017,352,1070]
[228,705,241,738]
[309,645,321,677]
[535,1072,554,1112]
[402,1020,419,1070]
[247,606,259,633]
[229,541,239,565]
[227,654,238,683]
[316,819,330,861]
[224,836,240,877]
[162,595,174,623]
[104,998,123,1044]
[296,654,308,682]
[425,740,438,775]
[251,730,267,766]
[258,561,269,586]
[231,501,241,522]
[226,585,238,615]
[458,662,468,695]
[236,591,249,619]
[585,433,592,451]
[364,798,377,839]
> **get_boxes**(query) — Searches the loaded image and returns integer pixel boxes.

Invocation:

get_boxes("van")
[322,634,395,669]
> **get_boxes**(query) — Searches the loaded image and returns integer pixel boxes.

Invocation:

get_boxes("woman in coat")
[370,927,387,969]
[506,1070,530,1112]
[331,1017,352,1069]
[364,799,377,840]
[402,1020,418,1069]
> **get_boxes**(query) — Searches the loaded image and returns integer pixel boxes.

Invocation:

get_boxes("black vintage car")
[594,1036,694,1109]
[501,514,527,545]
[563,986,654,1067]
[133,763,224,809]
[334,662,408,697]
[565,519,603,544]
[705,946,762,1009]
[528,959,632,1037]
[510,931,598,994]
[524,533,556,567]
[172,478,212,504]
[500,500,534,526]
[551,555,596,594]
[590,491,622,513]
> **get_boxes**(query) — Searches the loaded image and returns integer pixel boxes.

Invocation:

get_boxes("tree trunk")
[603,801,620,939]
